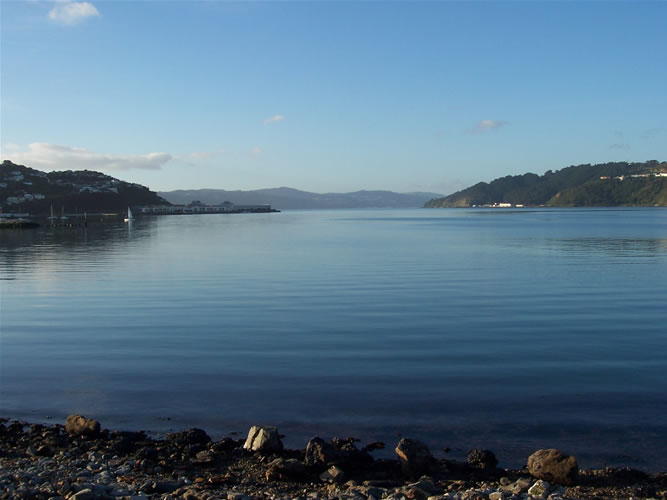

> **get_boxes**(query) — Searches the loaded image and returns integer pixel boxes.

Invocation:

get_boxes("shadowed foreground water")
[1,208,666,469]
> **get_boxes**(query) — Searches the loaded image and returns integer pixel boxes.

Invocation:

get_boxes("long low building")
[137,201,278,215]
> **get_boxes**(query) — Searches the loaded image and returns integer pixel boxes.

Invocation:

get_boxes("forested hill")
[425,161,667,208]
[0,160,169,214]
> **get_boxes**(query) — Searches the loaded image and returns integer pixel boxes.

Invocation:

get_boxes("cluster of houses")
[49,171,140,194]
[471,202,525,208]
[0,167,132,207]
[600,172,667,181]
[4,192,46,205]
[1,169,46,205]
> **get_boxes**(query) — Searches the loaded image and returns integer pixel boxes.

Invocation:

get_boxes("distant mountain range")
[0,160,167,214]
[159,187,443,209]
[425,161,667,208]
[9,157,664,215]
[0,160,441,214]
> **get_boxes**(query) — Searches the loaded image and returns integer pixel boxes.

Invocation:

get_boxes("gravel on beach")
[1,416,665,500]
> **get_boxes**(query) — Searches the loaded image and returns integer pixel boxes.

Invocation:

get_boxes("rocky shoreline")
[1,416,665,500]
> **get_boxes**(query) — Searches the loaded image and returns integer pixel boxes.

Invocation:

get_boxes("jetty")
[0,218,40,229]
[137,200,279,215]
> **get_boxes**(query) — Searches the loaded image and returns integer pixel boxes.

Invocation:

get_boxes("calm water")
[1,208,666,469]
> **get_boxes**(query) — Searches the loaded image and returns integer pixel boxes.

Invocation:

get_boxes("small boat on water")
[124,206,134,222]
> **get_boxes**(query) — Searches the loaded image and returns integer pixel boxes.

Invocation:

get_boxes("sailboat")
[48,205,58,221]
[124,206,134,223]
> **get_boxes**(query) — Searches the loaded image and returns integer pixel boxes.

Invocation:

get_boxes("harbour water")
[1,208,666,469]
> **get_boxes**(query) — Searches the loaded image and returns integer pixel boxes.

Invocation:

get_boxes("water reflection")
[545,238,667,257]
[1,208,666,470]
[0,217,157,279]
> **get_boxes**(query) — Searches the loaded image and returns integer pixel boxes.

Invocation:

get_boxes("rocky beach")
[1,416,665,500]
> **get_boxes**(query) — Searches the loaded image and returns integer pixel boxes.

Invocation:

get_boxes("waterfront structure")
[137,201,277,215]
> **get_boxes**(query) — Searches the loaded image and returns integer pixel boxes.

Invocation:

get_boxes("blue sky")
[1,1,666,194]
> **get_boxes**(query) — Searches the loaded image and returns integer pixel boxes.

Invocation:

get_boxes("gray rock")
[243,425,283,453]
[176,488,200,500]
[500,478,531,495]
[550,484,565,496]
[166,428,211,447]
[527,479,550,499]
[320,465,345,483]
[305,437,340,467]
[195,450,215,463]
[228,491,252,500]
[467,449,498,470]
[109,488,130,496]
[69,489,95,500]
[407,478,438,494]
[96,471,114,484]
[395,438,433,478]
[266,458,306,481]
[527,449,578,485]
[64,415,100,437]
[457,491,489,500]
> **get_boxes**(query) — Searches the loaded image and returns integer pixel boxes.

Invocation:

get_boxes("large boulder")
[467,448,498,470]
[265,458,306,481]
[64,415,100,437]
[243,425,283,453]
[166,428,211,457]
[332,437,373,467]
[527,448,578,485]
[395,438,433,478]
[305,437,340,467]
[305,436,373,471]
[166,428,211,447]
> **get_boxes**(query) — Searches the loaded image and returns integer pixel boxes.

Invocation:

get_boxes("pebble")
[0,418,663,500]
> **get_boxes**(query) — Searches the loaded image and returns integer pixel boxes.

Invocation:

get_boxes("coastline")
[1,416,665,500]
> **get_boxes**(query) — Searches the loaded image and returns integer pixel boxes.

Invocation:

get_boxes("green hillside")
[425,161,667,207]
[0,160,169,215]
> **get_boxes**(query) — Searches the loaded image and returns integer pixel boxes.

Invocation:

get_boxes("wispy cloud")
[48,1,100,26]
[249,146,263,157]
[5,143,172,171]
[641,127,663,140]
[468,119,508,134]
[263,115,285,125]
[188,149,224,160]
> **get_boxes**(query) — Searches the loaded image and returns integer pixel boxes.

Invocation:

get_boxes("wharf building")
[137,200,278,215]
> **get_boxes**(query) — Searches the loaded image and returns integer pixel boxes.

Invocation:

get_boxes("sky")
[1,1,666,195]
